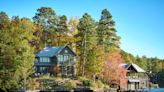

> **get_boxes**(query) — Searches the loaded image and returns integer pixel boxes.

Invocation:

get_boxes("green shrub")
[78,76,88,81]
[54,77,63,82]
[82,80,91,86]
[78,76,92,86]
[90,81,98,88]
[27,78,40,90]
[104,84,110,89]
[64,80,77,90]
[149,82,159,88]
[97,80,104,88]
[40,73,50,79]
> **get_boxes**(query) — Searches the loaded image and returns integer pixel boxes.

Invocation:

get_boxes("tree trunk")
[44,31,47,47]
[23,77,26,91]
[93,74,96,82]
[82,33,87,76]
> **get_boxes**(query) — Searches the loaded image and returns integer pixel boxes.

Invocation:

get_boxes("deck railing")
[126,76,149,80]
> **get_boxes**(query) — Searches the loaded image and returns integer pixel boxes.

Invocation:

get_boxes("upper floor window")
[58,55,69,62]
[58,55,63,62]
[63,55,69,61]
[73,57,76,62]
[69,57,76,62]
[39,57,50,62]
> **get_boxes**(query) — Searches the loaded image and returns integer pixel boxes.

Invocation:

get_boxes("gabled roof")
[131,64,145,73]
[120,63,145,73]
[35,45,76,57]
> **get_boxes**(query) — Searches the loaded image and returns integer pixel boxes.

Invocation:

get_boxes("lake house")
[35,45,76,76]
[120,64,149,91]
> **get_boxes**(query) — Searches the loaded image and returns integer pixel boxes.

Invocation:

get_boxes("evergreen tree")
[97,9,120,52]
[85,46,104,81]
[76,13,97,76]
[97,9,124,84]
[58,15,68,33]
[33,7,58,46]
[56,15,69,46]
[0,11,10,29]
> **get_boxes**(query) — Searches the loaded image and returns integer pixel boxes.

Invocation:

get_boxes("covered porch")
[127,79,140,91]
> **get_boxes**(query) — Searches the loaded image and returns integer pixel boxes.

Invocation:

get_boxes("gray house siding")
[35,45,76,76]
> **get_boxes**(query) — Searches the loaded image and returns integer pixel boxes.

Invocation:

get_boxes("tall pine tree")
[97,9,120,52]
[33,7,58,46]
[76,13,97,76]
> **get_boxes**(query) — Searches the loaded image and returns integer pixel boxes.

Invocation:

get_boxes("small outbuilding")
[120,63,149,91]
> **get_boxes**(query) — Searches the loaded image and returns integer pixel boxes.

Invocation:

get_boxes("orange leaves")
[103,49,127,85]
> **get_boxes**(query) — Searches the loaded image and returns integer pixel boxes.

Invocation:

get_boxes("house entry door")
[130,83,135,90]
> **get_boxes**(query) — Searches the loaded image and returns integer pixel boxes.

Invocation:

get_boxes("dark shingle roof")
[119,63,145,73]
[35,46,65,57]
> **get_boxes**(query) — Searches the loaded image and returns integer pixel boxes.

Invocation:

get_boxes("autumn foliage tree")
[0,15,36,91]
[103,49,127,85]
[1,6,164,91]
[96,9,126,86]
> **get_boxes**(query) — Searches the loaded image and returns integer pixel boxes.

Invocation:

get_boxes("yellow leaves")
[68,17,79,34]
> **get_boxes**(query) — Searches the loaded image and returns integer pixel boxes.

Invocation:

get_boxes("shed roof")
[35,45,67,57]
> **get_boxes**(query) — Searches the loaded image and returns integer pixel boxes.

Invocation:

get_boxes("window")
[39,66,49,73]
[65,50,68,53]
[63,55,69,62]
[57,55,63,62]
[58,55,69,62]
[73,57,76,62]
[39,57,50,62]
